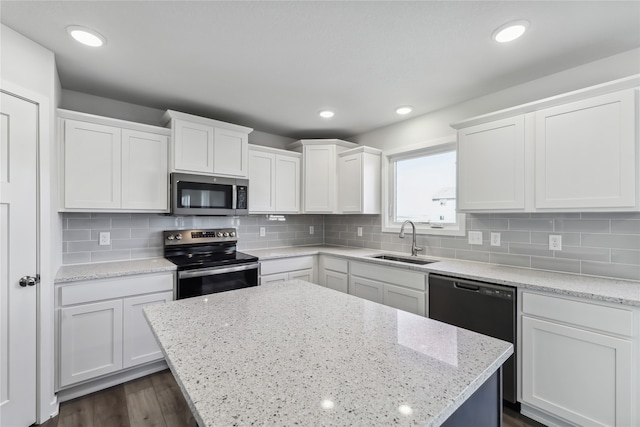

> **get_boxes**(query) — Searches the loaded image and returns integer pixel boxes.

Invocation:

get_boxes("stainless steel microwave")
[170,173,248,216]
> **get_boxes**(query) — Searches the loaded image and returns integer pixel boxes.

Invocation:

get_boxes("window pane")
[395,150,457,223]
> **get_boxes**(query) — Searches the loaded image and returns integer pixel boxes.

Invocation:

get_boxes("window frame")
[381,135,466,236]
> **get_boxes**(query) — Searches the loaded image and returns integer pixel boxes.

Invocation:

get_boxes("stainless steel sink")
[370,254,436,265]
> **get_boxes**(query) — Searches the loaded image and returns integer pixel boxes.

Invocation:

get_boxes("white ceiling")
[2,1,639,139]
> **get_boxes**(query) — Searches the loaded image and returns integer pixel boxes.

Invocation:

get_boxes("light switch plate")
[259,227,266,237]
[490,232,501,247]
[357,227,363,237]
[468,231,483,245]
[309,226,314,235]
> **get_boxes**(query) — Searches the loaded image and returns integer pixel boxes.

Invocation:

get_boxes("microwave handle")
[232,184,237,209]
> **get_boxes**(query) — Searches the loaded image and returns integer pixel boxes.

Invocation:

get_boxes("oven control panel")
[163,228,238,246]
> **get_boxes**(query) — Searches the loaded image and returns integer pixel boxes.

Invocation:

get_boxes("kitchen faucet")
[399,220,423,256]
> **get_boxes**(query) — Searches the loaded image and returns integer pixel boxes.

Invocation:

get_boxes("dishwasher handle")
[454,282,480,292]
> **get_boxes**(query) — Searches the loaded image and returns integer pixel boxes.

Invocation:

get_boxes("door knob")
[19,275,38,287]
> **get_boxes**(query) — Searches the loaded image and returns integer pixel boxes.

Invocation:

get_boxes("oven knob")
[222,232,228,237]
[217,232,223,237]
[230,231,236,237]
[175,234,182,240]
[167,235,175,240]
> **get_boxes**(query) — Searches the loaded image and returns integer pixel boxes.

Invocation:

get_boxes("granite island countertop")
[144,279,513,426]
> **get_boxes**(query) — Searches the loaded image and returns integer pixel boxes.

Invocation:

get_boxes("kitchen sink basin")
[370,254,436,265]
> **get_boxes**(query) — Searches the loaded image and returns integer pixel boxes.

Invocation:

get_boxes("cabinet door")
[59,300,123,387]
[123,291,173,369]
[383,284,425,316]
[289,268,314,283]
[63,120,121,209]
[173,119,214,173]
[338,153,362,213]
[457,116,526,211]
[522,316,633,427]
[349,276,384,304]
[261,273,289,285]
[275,154,301,213]
[248,150,276,213]
[323,270,349,294]
[121,130,169,211]
[303,145,336,212]
[214,128,248,177]
[535,90,637,209]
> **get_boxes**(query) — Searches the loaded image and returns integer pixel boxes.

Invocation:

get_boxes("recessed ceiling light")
[492,20,529,43]
[319,110,334,119]
[395,106,413,115]
[66,25,106,47]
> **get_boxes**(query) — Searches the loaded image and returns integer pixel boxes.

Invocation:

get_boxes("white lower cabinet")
[57,272,174,389]
[521,291,636,427]
[59,300,123,387]
[123,291,173,369]
[260,256,316,285]
[318,256,349,293]
[349,261,426,316]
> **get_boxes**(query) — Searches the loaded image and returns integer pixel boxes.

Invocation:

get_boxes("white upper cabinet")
[338,146,381,214]
[457,116,530,212]
[59,110,170,212]
[163,110,252,178]
[535,89,637,210]
[121,129,169,210]
[288,139,359,214]
[248,145,301,214]
[452,76,639,212]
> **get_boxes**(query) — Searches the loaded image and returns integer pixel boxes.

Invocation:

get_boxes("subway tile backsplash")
[62,212,640,281]
[324,213,640,282]
[61,213,324,265]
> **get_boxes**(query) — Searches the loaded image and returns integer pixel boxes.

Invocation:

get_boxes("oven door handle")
[178,262,260,279]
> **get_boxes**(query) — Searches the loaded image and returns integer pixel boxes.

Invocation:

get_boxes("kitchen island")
[144,280,513,426]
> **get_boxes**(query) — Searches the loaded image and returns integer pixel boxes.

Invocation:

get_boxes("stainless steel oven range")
[163,228,259,300]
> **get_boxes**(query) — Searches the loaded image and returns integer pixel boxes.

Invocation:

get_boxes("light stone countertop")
[248,245,640,307]
[54,257,177,283]
[144,279,513,427]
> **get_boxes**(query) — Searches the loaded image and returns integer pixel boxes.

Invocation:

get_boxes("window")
[382,137,466,236]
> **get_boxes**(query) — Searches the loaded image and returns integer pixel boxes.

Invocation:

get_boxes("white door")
[213,128,248,177]
[248,150,276,213]
[338,153,362,213]
[0,92,38,426]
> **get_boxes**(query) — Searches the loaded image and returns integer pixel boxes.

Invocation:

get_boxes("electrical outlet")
[468,231,483,245]
[490,232,501,247]
[357,227,363,237]
[259,227,266,237]
[549,234,562,251]
[309,226,314,235]
[99,232,111,246]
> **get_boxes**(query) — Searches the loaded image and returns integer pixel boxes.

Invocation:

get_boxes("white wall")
[351,48,640,150]
[0,23,60,423]
[60,89,295,149]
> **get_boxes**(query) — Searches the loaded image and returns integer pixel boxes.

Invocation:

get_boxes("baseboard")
[56,360,168,403]
[520,403,579,427]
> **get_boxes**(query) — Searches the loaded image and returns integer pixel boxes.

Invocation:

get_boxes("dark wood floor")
[39,370,546,427]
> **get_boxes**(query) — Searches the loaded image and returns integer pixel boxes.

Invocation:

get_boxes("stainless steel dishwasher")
[428,274,517,404]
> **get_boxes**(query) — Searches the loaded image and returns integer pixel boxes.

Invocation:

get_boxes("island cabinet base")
[441,369,502,427]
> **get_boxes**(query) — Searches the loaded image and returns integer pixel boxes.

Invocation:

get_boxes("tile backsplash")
[61,213,324,265]
[324,212,640,282]
[62,211,640,281]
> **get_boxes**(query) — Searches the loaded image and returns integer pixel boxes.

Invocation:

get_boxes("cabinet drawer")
[522,292,633,337]
[350,261,425,291]
[260,256,314,275]
[321,256,348,273]
[60,273,174,306]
